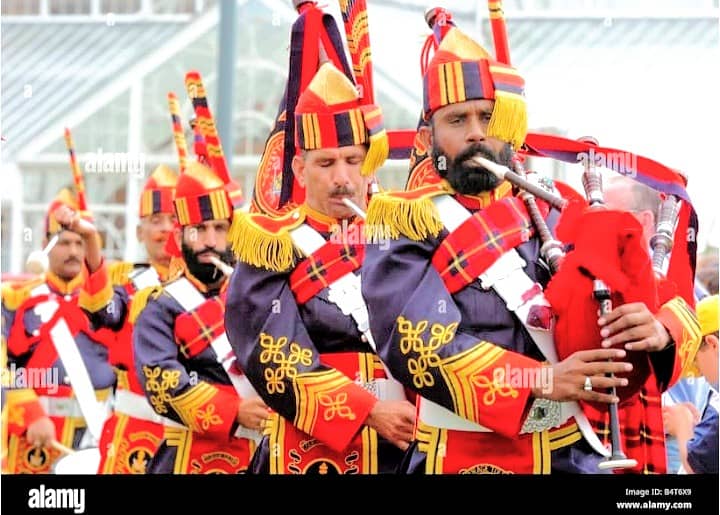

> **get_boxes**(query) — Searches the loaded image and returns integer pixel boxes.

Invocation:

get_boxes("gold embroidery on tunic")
[143,366,180,414]
[317,392,355,421]
[397,316,458,388]
[258,333,312,394]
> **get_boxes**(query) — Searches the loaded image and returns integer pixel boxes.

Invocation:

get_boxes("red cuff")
[79,259,113,313]
[170,382,238,439]
[293,372,377,452]
[442,341,541,438]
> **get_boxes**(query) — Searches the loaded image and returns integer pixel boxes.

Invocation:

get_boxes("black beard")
[181,242,236,285]
[433,141,514,195]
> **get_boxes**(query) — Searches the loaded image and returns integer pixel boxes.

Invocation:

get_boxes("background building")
[2,0,718,272]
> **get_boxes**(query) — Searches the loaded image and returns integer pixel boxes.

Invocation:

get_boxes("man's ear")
[706,334,718,351]
[418,123,433,151]
[637,210,655,235]
[136,224,143,244]
[291,154,306,188]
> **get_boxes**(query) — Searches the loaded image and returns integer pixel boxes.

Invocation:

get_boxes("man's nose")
[67,245,82,260]
[160,218,174,233]
[331,163,352,188]
[465,116,487,143]
[202,227,218,248]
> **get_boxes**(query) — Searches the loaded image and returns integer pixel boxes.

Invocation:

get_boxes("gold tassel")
[128,285,163,325]
[108,261,134,286]
[366,192,443,242]
[228,211,299,273]
[361,129,389,177]
[487,91,528,151]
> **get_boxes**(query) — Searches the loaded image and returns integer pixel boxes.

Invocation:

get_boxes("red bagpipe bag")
[544,201,659,402]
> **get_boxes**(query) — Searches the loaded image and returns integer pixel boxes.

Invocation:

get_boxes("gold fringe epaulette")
[128,285,163,325]
[0,277,45,312]
[365,185,446,242]
[228,209,304,273]
[108,261,136,287]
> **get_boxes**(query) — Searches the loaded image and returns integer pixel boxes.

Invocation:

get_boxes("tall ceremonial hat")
[421,20,527,151]
[251,0,381,215]
[407,3,524,189]
[183,70,244,214]
[185,113,243,214]
[172,161,234,227]
[295,61,388,173]
[44,187,93,235]
[139,164,178,217]
[163,72,243,259]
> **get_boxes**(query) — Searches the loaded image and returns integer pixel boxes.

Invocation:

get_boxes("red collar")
[150,261,170,282]
[300,204,361,234]
[45,270,83,295]
[443,180,514,211]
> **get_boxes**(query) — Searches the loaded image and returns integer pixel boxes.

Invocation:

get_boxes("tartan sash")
[289,240,364,305]
[431,196,543,294]
[174,294,226,359]
[584,383,667,474]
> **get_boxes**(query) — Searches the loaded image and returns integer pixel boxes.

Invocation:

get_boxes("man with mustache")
[361,22,695,474]
[78,165,181,473]
[1,189,115,473]
[225,61,415,475]
[130,161,268,474]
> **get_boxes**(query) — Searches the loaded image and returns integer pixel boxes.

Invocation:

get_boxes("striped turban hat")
[44,188,93,236]
[422,26,527,150]
[139,164,178,218]
[295,62,388,176]
[173,161,233,227]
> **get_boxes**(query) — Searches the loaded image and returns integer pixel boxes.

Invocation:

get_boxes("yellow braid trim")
[108,261,135,286]
[365,191,444,242]
[128,285,163,325]
[228,210,303,273]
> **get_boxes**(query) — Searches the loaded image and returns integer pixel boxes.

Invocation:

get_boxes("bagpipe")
[415,2,696,470]
[472,136,691,471]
